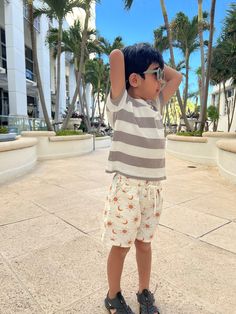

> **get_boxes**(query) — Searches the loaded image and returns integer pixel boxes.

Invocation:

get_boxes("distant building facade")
[211,79,236,132]
[0,0,95,125]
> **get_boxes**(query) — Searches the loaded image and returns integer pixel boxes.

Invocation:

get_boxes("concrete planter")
[216,139,236,184]
[0,136,37,184]
[0,133,17,142]
[66,118,82,130]
[21,131,93,160]
[95,136,111,149]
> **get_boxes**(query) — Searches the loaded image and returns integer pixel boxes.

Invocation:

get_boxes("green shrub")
[0,126,8,134]
[176,130,203,137]
[56,130,84,136]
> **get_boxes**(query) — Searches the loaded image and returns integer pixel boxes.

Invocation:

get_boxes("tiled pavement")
[0,149,236,314]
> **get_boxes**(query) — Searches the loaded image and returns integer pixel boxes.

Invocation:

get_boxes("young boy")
[102,43,182,314]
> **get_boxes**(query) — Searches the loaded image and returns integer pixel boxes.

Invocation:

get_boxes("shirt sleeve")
[106,89,127,112]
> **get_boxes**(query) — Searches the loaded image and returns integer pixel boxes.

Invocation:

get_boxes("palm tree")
[200,0,217,132]
[62,0,99,130]
[47,18,101,131]
[27,0,53,130]
[198,0,206,114]
[171,12,208,113]
[34,0,82,125]
[124,0,193,131]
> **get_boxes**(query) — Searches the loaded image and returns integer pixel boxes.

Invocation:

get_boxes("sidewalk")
[0,148,236,314]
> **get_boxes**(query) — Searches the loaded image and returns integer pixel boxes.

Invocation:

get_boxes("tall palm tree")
[62,0,99,130]
[124,0,193,131]
[47,18,100,131]
[34,0,82,124]
[198,0,206,115]
[200,0,217,132]
[27,0,53,130]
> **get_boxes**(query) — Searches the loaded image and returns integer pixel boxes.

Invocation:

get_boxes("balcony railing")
[0,115,48,134]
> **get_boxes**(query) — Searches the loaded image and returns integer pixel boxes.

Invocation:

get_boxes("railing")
[0,115,48,134]
[0,55,7,71]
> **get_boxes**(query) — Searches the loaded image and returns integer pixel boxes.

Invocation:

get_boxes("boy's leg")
[135,239,152,293]
[107,245,130,298]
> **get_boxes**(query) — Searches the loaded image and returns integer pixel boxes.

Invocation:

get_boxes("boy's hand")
[109,49,126,100]
[161,65,182,108]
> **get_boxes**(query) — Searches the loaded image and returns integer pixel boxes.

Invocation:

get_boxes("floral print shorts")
[102,173,163,248]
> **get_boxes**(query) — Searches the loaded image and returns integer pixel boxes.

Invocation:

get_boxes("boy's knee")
[111,245,130,258]
[135,239,151,253]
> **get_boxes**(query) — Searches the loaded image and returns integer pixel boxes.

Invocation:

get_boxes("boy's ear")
[129,73,141,87]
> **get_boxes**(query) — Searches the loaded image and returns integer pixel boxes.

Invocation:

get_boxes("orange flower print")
[150,234,154,239]
[122,220,128,225]
[155,212,160,217]
[112,229,117,234]
[145,224,150,229]
[128,240,133,245]
[134,216,139,223]
[107,221,112,227]
[128,203,134,210]
[122,229,128,234]
[113,196,118,203]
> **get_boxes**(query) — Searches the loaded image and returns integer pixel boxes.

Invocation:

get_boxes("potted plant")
[0,126,17,142]
[62,107,82,130]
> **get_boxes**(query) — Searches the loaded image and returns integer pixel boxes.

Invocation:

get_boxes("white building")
[0,0,96,131]
[211,79,236,132]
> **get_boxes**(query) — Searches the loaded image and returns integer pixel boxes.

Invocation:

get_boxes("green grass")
[56,130,84,136]
[176,130,203,137]
[0,126,8,134]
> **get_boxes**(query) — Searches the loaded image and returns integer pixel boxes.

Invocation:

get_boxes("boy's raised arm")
[161,65,182,107]
[109,49,126,100]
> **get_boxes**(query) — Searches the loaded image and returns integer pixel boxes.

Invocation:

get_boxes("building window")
[27,96,38,118]
[25,46,35,81]
[0,28,7,69]
[23,0,41,32]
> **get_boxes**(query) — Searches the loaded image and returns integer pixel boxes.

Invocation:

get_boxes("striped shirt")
[106,89,166,181]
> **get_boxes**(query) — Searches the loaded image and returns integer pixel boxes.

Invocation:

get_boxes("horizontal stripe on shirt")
[117,109,164,129]
[110,141,165,159]
[106,161,166,180]
[112,131,166,149]
[108,151,165,169]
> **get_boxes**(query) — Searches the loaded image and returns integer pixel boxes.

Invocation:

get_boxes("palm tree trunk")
[183,50,189,111]
[55,19,63,124]
[159,0,192,131]
[198,0,205,114]
[62,6,90,130]
[28,0,53,131]
[200,0,216,132]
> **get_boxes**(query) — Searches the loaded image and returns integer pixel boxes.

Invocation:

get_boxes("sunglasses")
[143,68,165,80]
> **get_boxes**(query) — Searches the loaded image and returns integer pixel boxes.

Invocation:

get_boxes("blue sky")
[96,0,233,96]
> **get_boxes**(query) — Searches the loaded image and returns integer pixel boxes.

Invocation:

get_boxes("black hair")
[122,43,164,90]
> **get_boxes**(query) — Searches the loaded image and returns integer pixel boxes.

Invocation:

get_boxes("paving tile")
[0,255,43,314]
[155,241,236,314]
[181,195,236,220]
[200,222,236,254]
[0,196,45,226]
[159,205,228,238]
[0,214,82,259]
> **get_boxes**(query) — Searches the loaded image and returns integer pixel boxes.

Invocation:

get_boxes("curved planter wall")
[21,131,93,160]
[95,136,112,149]
[217,139,236,184]
[0,137,37,184]
[167,132,236,166]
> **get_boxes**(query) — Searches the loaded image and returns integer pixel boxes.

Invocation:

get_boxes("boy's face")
[130,63,165,101]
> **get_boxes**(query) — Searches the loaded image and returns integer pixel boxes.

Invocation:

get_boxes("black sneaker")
[137,289,160,314]
[105,291,135,314]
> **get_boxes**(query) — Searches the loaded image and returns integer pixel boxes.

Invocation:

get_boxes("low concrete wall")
[167,132,236,166]
[0,137,37,184]
[21,131,93,160]
[217,139,236,184]
[95,136,112,149]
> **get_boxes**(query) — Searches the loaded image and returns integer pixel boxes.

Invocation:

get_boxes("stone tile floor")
[0,148,236,314]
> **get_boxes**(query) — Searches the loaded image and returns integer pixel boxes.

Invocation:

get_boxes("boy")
[102,43,182,314]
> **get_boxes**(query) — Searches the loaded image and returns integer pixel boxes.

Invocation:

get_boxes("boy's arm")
[109,49,126,100]
[160,65,182,108]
